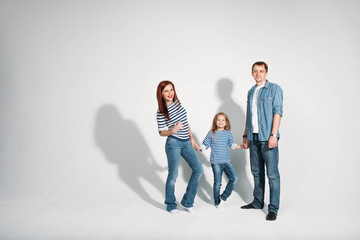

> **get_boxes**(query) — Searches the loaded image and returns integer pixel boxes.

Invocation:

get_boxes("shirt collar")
[263,80,270,88]
[252,80,270,90]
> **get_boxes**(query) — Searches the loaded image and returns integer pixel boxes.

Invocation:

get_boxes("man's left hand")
[268,136,278,149]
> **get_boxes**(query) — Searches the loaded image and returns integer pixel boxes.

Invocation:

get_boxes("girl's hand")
[173,120,183,133]
[235,144,244,150]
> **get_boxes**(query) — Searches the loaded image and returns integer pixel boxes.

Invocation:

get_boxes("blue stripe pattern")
[157,101,189,141]
[202,130,237,164]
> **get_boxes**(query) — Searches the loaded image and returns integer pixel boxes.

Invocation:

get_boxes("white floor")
[1,181,358,240]
[1,1,360,239]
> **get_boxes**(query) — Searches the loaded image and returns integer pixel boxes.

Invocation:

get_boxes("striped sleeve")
[201,131,212,150]
[228,132,237,150]
[157,111,168,133]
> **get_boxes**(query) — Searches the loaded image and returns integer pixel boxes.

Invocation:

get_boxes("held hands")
[242,137,249,149]
[190,137,201,151]
[240,136,278,149]
[173,120,200,151]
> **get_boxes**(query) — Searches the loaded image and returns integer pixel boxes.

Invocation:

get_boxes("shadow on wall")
[94,104,165,210]
[217,78,253,203]
[179,134,213,204]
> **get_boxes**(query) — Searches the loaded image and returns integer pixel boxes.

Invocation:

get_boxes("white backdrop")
[1,0,360,239]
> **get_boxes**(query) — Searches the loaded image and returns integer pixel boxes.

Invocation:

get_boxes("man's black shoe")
[266,211,277,221]
[241,203,255,209]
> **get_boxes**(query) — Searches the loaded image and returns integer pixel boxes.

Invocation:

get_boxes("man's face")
[252,64,268,84]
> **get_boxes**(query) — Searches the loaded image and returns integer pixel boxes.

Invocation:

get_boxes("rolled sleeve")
[230,143,237,150]
[273,86,283,117]
[201,144,209,151]
[158,126,169,134]
[228,132,236,150]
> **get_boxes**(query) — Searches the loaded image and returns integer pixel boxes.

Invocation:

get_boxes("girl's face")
[216,115,227,130]
[161,84,174,105]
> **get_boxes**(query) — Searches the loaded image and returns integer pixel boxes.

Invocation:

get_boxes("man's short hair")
[252,61,268,72]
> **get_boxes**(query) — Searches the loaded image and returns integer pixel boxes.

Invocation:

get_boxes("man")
[241,61,283,221]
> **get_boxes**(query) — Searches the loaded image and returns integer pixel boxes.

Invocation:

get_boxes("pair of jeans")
[211,162,238,206]
[249,133,280,214]
[164,137,203,211]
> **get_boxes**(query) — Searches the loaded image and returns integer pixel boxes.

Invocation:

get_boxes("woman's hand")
[172,120,183,133]
[190,138,201,151]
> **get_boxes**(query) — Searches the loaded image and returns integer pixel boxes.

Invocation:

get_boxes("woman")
[156,80,203,214]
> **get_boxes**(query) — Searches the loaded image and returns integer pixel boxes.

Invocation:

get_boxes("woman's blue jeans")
[211,162,238,206]
[164,137,203,211]
[249,134,280,214]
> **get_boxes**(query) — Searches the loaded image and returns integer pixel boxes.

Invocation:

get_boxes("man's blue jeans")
[249,134,280,214]
[165,137,203,211]
[211,162,238,206]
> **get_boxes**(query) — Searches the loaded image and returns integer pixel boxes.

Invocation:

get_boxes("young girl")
[156,80,203,214]
[201,112,243,208]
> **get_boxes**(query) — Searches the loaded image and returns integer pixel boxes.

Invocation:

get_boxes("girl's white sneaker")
[169,209,181,214]
[184,207,195,214]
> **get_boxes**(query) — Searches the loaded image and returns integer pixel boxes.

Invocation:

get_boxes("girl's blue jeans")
[211,162,238,206]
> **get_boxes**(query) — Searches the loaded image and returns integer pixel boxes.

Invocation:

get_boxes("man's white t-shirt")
[251,84,265,133]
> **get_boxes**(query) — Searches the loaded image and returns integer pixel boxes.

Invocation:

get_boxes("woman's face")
[161,84,174,104]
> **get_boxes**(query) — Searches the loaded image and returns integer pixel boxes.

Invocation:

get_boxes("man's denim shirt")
[246,80,283,142]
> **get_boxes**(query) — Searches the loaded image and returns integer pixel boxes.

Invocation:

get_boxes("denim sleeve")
[272,86,283,116]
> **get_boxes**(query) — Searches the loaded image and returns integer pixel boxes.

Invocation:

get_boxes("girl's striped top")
[201,130,237,164]
[157,101,189,141]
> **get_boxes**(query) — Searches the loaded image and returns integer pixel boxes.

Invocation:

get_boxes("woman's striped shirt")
[201,130,237,164]
[157,101,189,141]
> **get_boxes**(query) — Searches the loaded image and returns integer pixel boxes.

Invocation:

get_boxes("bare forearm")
[268,114,281,148]
[235,144,244,149]
[243,120,247,136]
[160,120,183,137]
[159,129,175,137]
[188,124,200,150]
[188,124,194,139]
[242,120,249,149]
[271,114,282,134]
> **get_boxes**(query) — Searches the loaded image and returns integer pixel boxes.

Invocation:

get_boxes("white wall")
[1,0,360,239]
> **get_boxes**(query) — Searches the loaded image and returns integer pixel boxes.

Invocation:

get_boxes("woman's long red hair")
[156,80,179,120]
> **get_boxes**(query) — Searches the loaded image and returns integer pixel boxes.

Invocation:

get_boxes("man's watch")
[271,133,277,138]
